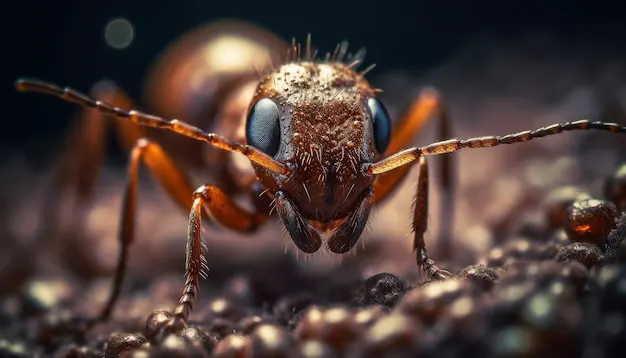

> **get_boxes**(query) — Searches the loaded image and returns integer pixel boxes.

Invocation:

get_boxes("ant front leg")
[413,156,453,281]
[167,183,269,331]
[374,88,455,258]
[97,138,201,323]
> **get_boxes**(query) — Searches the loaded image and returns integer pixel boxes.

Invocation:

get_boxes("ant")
[15,20,626,331]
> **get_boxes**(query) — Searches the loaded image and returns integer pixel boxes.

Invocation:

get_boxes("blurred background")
[1,0,626,305]
[2,0,626,157]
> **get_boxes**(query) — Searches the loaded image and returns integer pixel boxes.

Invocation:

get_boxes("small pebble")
[395,279,474,325]
[179,327,217,353]
[605,213,626,261]
[199,298,245,322]
[353,305,387,327]
[459,265,499,290]
[143,310,174,344]
[161,334,189,349]
[212,334,251,358]
[206,318,236,339]
[55,344,101,358]
[352,273,405,307]
[104,333,148,358]
[249,324,296,357]
[503,238,545,261]
[237,315,275,335]
[273,293,314,325]
[564,199,618,245]
[543,186,592,230]
[486,247,506,267]
[555,242,603,268]
[294,306,364,351]
[298,340,337,358]
[149,342,209,358]
[352,313,420,357]
[22,278,74,316]
[119,349,150,358]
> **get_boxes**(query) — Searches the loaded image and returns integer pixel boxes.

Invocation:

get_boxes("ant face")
[246,61,392,253]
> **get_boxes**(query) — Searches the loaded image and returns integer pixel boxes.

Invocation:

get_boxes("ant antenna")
[366,120,626,174]
[16,79,291,175]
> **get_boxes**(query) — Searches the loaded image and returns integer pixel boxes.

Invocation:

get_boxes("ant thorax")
[248,61,380,223]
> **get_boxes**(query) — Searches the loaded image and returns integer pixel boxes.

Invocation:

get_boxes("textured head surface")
[250,61,380,222]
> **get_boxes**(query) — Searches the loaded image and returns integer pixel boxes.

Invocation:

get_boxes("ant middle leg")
[373,88,456,258]
[97,137,201,323]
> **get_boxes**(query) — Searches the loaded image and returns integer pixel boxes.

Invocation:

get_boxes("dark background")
[2,0,625,163]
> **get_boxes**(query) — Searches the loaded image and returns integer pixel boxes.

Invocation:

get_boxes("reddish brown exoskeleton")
[15,20,626,330]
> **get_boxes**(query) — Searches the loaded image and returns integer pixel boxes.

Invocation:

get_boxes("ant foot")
[418,250,454,281]
[430,269,453,280]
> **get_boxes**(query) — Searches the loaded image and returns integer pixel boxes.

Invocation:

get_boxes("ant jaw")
[326,189,373,254]
[274,188,374,255]
[274,191,323,253]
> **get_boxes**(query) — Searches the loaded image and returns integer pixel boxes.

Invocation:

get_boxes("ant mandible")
[15,20,626,331]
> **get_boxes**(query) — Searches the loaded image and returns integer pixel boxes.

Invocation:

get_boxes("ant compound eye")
[368,98,392,154]
[246,98,281,156]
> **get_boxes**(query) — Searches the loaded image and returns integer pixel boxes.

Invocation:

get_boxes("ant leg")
[413,156,453,281]
[167,184,269,330]
[97,138,200,322]
[373,88,456,258]
[434,103,455,259]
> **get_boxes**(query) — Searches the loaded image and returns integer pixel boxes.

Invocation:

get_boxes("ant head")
[245,60,392,253]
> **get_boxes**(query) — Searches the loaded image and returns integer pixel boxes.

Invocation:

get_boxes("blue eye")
[368,98,391,154]
[246,98,281,156]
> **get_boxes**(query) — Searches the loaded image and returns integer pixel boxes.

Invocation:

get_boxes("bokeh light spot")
[105,18,134,49]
